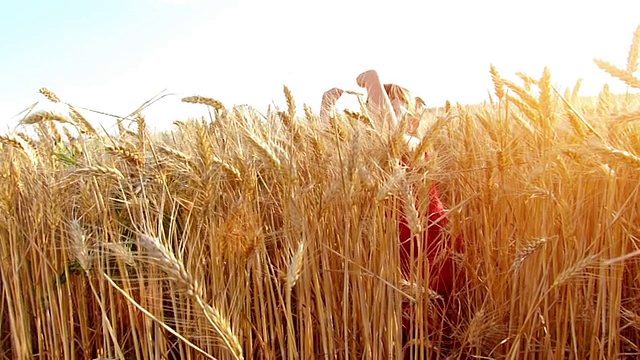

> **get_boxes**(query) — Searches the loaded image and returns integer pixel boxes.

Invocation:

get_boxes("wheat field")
[1,26,640,360]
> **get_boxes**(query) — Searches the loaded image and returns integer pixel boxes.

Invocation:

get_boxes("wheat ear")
[594,59,640,89]
[182,96,225,112]
[626,25,640,74]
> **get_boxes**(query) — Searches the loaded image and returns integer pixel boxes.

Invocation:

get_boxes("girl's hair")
[384,84,413,111]
[383,84,426,134]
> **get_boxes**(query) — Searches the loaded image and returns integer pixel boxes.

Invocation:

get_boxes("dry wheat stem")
[138,234,244,360]
[102,273,218,360]
[603,248,640,265]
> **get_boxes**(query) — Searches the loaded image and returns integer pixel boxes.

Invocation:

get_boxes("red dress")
[397,152,464,332]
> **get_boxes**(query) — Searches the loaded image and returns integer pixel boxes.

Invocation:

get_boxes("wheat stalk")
[137,234,244,360]
[102,274,217,360]
[61,127,83,155]
[506,95,539,126]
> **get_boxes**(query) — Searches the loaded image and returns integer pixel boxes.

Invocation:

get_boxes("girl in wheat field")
[320,70,466,341]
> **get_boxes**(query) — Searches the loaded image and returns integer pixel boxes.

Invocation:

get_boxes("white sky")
[2,0,639,133]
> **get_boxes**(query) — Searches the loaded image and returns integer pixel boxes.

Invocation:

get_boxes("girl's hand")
[320,87,344,121]
[322,87,344,103]
[356,70,381,89]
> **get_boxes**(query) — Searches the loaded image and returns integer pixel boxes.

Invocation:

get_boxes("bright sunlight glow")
[1,0,639,132]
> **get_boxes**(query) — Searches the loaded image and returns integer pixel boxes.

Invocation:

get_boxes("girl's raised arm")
[356,70,398,129]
